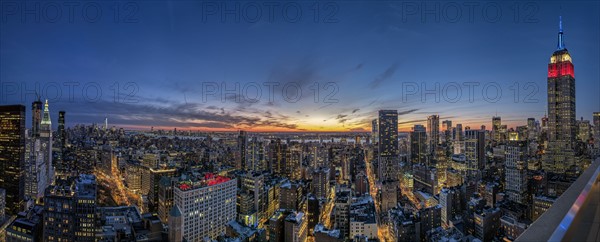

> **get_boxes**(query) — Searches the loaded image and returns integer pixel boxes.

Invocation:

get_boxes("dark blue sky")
[1,0,598,131]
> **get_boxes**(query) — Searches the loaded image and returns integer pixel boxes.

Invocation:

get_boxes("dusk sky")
[1,0,599,132]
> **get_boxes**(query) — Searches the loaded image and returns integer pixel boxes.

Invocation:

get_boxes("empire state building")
[543,16,577,174]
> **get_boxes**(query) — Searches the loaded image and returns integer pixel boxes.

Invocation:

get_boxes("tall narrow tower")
[427,115,440,158]
[544,16,576,173]
[40,100,54,186]
[377,110,399,181]
[31,98,43,137]
[58,111,66,148]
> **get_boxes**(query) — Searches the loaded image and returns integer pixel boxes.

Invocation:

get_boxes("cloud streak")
[369,63,399,89]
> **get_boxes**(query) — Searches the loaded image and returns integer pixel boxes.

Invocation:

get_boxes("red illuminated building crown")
[548,16,574,79]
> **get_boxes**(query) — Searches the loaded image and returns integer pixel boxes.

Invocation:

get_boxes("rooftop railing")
[516,157,600,242]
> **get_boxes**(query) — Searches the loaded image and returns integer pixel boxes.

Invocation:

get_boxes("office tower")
[527,118,537,140]
[410,125,427,166]
[268,139,286,175]
[54,111,66,179]
[24,135,47,201]
[505,142,529,204]
[378,110,399,213]
[238,130,248,170]
[286,144,303,181]
[312,167,330,200]
[246,137,266,172]
[442,120,452,132]
[454,123,463,141]
[427,115,440,156]
[377,110,399,181]
[544,17,577,174]
[594,112,600,157]
[158,176,177,224]
[39,100,54,186]
[31,99,42,137]
[169,173,237,241]
[0,105,26,215]
[43,174,97,241]
[371,119,379,144]
[57,111,66,148]
[125,161,144,194]
[442,120,453,143]
[492,116,502,143]
[465,130,485,179]
[147,166,177,212]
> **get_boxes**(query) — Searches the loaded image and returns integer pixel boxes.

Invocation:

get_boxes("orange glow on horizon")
[107,117,528,133]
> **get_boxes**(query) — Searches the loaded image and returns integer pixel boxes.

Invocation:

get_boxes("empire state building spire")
[557,16,565,50]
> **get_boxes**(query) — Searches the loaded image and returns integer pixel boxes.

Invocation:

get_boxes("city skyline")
[1,1,600,241]
[1,1,599,132]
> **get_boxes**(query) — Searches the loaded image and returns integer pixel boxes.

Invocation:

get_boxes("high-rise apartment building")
[505,141,528,204]
[246,137,266,172]
[312,167,330,200]
[465,130,485,179]
[377,110,399,182]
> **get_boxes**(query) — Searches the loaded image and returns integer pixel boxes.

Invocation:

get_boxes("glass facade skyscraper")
[0,105,26,215]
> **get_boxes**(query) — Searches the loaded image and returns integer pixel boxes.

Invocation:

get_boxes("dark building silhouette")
[0,105,26,215]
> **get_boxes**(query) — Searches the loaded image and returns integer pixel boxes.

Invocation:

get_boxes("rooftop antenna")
[557,8,565,50]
